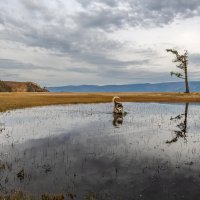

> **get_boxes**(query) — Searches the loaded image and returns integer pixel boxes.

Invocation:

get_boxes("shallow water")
[0,103,200,199]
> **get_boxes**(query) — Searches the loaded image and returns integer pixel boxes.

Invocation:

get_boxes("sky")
[0,0,200,86]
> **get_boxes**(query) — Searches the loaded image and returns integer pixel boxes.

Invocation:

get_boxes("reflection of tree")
[166,103,189,144]
[112,114,124,127]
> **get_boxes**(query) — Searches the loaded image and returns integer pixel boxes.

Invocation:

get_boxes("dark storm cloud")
[1,0,200,52]
[0,12,147,69]
[0,7,126,67]
[1,0,199,66]
[20,0,46,11]
[74,9,129,31]
[76,0,200,29]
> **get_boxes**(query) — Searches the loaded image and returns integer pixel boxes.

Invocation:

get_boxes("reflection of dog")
[112,114,123,127]
[112,96,123,114]
[0,123,5,132]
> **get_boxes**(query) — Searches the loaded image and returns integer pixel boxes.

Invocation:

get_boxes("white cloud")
[0,0,200,86]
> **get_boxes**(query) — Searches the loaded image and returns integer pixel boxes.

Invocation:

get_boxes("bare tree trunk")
[184,103,189,135]
[185,64,190,93]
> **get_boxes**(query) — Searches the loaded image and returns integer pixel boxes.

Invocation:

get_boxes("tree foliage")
[166,49,190,93]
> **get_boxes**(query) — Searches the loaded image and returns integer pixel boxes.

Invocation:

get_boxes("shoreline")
[0,92,200,112]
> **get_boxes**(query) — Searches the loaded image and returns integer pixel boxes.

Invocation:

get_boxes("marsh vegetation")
[1,92,200,112]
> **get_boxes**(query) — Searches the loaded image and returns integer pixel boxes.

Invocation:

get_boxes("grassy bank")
[0,192,64,200]
[0,92,200,112]
[0,191,97,200]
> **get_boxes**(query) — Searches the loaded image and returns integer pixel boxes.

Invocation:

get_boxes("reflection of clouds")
[2,130,200,199]
[1,103,200,198]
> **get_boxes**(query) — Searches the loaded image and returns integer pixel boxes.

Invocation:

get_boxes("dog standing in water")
[112,96,124,114]
[112,96,127,127]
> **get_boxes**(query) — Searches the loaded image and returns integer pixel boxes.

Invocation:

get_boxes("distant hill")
[48,81,200,92]
[0,81,48,92]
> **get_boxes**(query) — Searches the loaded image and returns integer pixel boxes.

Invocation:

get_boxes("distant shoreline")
[0,92,200,112]
[47,81,200,92]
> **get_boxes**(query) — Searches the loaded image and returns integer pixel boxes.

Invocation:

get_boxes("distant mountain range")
[48,81,200,92]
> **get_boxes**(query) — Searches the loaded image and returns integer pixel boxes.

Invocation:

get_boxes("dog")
[112,96,123,114]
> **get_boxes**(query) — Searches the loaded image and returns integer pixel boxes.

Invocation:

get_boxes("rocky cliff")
[0,81,48,92]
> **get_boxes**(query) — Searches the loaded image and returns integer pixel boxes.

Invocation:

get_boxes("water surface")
[0,103,200,199]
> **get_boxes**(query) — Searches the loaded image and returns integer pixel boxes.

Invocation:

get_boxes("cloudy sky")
[1,0,200,86]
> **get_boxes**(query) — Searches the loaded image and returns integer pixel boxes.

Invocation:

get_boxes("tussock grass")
[0,92,200,112]
[0,191,64,200]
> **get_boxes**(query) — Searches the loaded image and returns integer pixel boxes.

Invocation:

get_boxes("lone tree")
[166,49,190,93]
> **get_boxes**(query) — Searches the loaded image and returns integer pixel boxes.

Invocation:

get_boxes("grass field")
[0,92,200,112]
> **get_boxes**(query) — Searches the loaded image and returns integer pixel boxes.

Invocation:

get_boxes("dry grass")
[0,92,200,112]
[0,191,96,200]
[0,191,64,200]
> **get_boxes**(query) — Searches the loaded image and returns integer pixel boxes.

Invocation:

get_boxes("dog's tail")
[112,96,120,103]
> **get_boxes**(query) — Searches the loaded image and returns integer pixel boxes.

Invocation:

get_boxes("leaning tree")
[166,49,190,93]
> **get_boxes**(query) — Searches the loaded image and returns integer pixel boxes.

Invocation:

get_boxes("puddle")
[0,103,200,199]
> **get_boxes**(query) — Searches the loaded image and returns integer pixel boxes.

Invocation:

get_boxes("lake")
[0,103,200,199]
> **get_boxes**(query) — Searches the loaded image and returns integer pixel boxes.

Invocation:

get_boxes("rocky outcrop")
[0,81,49,92]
